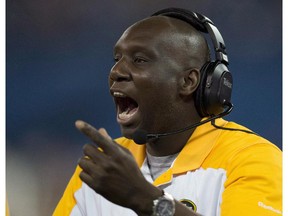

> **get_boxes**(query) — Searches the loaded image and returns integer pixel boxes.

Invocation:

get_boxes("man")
[53,8,282,216]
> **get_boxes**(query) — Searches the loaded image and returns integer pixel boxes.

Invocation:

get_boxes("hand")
[75,120,162,215]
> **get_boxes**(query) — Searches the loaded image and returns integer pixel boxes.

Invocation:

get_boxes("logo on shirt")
[180,199,197,212]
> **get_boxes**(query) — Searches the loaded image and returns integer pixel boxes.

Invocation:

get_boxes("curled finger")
[82,143,106,162]
[78,156,98,176]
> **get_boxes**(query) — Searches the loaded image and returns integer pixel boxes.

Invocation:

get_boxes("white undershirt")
[146,150,179,180]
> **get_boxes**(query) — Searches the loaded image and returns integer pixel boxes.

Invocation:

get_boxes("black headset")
[152,8,233,118]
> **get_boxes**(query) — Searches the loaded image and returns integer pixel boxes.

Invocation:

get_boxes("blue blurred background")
[6,1,282,215]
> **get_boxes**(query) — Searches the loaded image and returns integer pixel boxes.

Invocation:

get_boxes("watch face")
[156,199,174,216]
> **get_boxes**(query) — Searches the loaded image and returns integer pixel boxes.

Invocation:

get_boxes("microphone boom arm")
[147,102,233,139]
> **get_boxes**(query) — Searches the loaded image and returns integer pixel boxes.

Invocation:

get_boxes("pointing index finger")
[75,120,116,154]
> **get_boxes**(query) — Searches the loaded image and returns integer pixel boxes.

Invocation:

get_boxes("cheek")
[135,71,178,93]
[139,85,179,127]
[135,71,179,110]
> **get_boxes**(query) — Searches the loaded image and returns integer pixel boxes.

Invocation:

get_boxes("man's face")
[109,17,188,139]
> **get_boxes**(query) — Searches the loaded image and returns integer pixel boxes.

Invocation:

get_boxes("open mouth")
[113,92,139,122]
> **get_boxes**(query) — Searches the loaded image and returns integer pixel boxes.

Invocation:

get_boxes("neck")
[145,124,197,156]
[145,104,202,156]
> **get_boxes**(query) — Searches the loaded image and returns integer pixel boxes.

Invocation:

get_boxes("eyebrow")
[113,41,159,58]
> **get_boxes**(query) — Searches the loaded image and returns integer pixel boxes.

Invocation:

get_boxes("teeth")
[113,92,126,97]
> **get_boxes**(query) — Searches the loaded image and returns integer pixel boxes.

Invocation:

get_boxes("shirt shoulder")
[204,120,281,168]
[204,121,282,215]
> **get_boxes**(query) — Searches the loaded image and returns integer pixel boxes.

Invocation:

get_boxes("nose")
[109,59,131,84]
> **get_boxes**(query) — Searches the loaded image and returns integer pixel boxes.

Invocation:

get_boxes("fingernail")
[75,120,85,128]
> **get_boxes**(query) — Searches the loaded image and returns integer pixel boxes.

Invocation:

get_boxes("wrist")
[131,186,163,216]
[133,190,176,216]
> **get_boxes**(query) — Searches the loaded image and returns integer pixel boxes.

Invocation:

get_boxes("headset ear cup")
[195,61,233,117]
[207,62,232,115]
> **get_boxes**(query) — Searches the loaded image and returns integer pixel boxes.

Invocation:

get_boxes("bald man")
[54,8,282,216]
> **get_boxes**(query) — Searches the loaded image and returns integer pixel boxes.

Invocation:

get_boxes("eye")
[113,57,120,62]
[134,56,148,64]
[113,54,121,63]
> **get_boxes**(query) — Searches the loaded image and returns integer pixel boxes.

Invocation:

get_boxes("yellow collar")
[153,118,228,186]
[117,118,228,184]
[172,118,227,174]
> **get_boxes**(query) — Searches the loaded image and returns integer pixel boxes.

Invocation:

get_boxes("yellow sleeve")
[6,198,10,216]
[221,144,282,215]
[53,166,83,216]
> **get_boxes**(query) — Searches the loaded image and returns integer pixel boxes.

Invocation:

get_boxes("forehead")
[114,17,179,51]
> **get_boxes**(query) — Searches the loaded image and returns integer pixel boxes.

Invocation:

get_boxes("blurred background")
[6,1,282,215]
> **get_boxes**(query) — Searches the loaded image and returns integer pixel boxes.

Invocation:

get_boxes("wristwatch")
[152,192,175,216]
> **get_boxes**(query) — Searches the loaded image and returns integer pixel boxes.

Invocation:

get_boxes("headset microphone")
[132,103,233,144]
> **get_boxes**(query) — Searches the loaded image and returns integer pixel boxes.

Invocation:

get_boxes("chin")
[120,127,135,139]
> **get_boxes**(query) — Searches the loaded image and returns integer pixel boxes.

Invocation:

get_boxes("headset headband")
[151,8,229,65]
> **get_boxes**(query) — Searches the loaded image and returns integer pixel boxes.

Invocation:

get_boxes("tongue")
[119,106,138,120]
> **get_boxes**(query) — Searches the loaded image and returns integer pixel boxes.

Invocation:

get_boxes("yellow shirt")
[54,118,282,215]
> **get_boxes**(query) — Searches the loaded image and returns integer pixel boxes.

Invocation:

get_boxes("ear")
[179,69,200,96]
